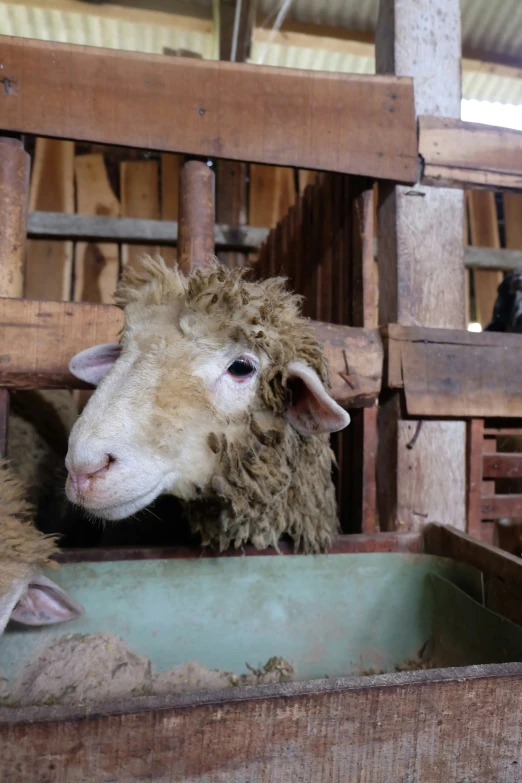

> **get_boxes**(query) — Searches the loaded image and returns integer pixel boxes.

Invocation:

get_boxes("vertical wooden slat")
[298,170,317,194]
[120,160,160,271]
[466,418,484,539]
[0,136,29,456]
[25,139,74,301]
[249,165,296,230]
[467,190,502,328]
[74,154,120,304]
[216,161,247,270]
[160,153,182,265]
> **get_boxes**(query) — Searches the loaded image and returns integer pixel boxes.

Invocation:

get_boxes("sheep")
[0,460,83,636]
[65,257,351,553]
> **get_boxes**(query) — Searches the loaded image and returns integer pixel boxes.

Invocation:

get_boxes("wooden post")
[0,136,29,457]
[0,137,30,298]
[178,160,215,273]
[375,0,466,531]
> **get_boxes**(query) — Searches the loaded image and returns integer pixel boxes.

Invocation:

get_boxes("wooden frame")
[2,524,522,782]
[0,36,418,182]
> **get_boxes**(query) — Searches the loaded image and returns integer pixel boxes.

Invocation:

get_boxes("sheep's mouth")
[70,482,166,522]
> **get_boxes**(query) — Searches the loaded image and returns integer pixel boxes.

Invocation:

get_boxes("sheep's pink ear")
[10,574,84,626]
[69,342,121,386]
[285,361,350,436]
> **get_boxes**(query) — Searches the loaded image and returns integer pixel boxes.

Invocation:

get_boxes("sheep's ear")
[10,574,84,626]
[69,342,121,386]
[285,361,350,436]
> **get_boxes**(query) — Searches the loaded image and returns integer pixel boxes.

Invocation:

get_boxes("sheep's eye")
[227,357,256,378]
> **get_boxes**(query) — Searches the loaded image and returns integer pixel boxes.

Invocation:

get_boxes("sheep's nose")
[67,454,115,492]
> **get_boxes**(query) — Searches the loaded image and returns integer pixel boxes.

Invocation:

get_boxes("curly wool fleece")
[117,258,340,553]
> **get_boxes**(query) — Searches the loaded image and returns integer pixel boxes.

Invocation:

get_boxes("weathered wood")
[0,36,417,181]
[216,161,248,268]
[0,299,382,404]
[178,160,215,272]
[465,245,522,271]
[424,522,522,626]
[466,419,484,539]
[483,452,522,479]
[0,137,30,298]
[420,116,522,190]
[160,153,182,264]
[25,138,74,301]
[120,160,160,271]
[503,192,522,252]
[27,211,269,250]
[467,190,502,328]
[57,532,421,564]
[4,663,522,782]
[375,0,466,533]
[481,495,522,520]
[249,164,296,230]
[74,153,120,304]
[385,324,522,418]
[0,389,8,458]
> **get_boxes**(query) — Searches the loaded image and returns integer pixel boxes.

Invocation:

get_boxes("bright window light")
[468,322,483,333]
[462,99,522,131]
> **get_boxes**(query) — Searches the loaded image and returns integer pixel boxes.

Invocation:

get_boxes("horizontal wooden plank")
[3,663,522,782]
[484,428,522,436]
[0,36,417,182]
[56,532,421,563]
[0,300,382,406]
[465,245,522,271]
[481,495,522,519]
[483,453,522,479]
[28,211,269,251]
[420,116,522,190]
[385,324,522,418]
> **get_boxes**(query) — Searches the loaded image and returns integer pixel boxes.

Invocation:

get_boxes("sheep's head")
[66,257,350,523]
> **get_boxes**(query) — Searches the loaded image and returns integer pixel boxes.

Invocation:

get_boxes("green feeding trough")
[2,551,522,685]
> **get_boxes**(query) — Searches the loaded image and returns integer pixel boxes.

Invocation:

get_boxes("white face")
[66,302,350,522]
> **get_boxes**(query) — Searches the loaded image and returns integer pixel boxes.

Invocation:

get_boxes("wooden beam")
[420,117,522,190]
[483,453,522,479]
[178,160,215,272]
[375,0,466,533]
[219,0,256,63]
[4,662,522,781]
[25,213,522,269]
[0,137,29,297]
[481,495,522,520]
[467,190,502,329]
[385,324,522,418]
[0,36,417,182]
[27,211,269,250]
[0,299,382,405]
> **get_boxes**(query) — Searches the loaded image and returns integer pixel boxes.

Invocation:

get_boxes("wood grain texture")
[0,137,29,297]
[481,495,522,520]
[386,324,522,418]
[0,299,382,403]
[0,298,124,388]
[0,388,8,458]
[25,138,74,301]
[74,153,120,304]
[503,192,522,251]
[0,36,417,181]
[27,211,269,250]
[120,160,160,271]
[178,160,215,272]
[467,190,501,328]
[249,164,296,230]
[3,665,522,782]
[466,419,484,539]
[160,153,181,265]
[216,160,247,269]
[420,117,522,190]
[375,0,466,533]
[483,452,522,479]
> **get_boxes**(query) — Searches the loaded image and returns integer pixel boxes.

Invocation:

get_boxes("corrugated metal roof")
[0,1,214,56]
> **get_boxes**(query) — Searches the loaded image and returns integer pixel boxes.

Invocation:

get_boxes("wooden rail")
[0,36,418,182]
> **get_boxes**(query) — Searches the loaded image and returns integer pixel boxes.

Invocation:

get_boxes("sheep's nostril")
[68,454,115,494]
